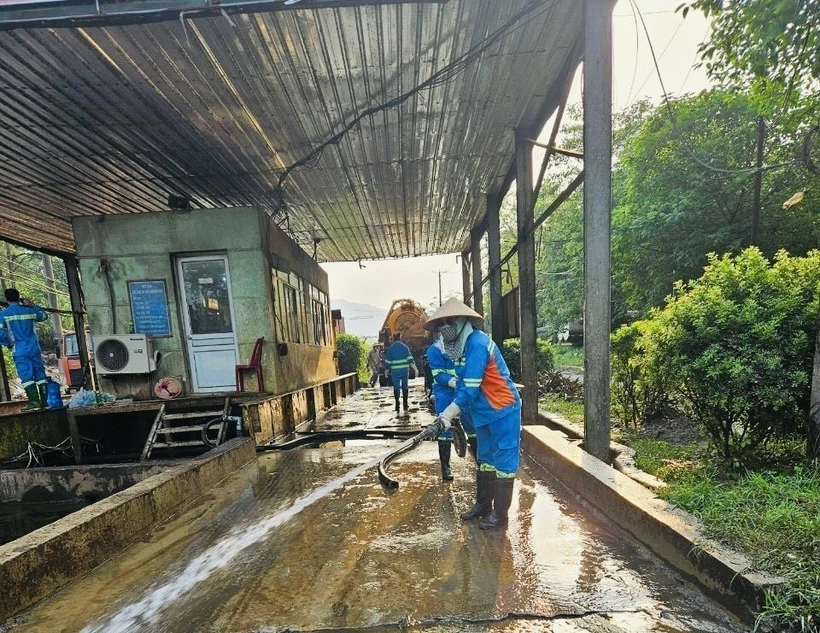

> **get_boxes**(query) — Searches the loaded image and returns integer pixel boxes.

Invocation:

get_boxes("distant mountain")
[331,299,387,339]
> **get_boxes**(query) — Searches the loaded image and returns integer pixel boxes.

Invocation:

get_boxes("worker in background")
[367,343,383,388]
[384,332,416,413]
[0,288,49,410]
[427,337,479,481]
[424,297,521,530]
[426,337,457,480]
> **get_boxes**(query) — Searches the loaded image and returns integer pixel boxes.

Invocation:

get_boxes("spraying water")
[81,455,382,633]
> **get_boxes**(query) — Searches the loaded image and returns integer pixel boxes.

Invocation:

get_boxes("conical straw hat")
[424,297,484,330]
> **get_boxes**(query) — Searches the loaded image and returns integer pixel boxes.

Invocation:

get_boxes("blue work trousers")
[475,408,521,477]
[14,353,47,388]
[391,370,409,394]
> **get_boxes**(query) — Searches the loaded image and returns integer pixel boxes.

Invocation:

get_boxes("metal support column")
[471,228,484,317]
[583,0,613,461]
[515,128,538,424]
[64,256,94,392]
[0,347,10,402]
[461,251,472,307]
[487,194,504,347]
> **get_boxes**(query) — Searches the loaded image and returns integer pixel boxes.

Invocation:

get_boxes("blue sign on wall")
[128,280,172,337]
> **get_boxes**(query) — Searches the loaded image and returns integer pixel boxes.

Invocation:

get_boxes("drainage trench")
[3,384,749,633]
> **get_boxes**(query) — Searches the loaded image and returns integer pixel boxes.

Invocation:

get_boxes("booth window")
[271,269,332,347]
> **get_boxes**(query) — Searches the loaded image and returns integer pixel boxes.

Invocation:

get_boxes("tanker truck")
[377,299,432,390]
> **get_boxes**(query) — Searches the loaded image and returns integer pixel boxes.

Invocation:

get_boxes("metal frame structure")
[0,0,615,459]
[460,0,613,455]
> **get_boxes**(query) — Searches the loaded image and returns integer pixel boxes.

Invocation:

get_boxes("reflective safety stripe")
[431,368,456,377]
[463,379,482,386]
[3,314,38,322]
[21,380,35,388]
[479,463,497,473]
[386,360,410,369]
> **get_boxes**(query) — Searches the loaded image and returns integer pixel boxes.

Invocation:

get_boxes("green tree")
[614,90,819,313]
[681,0,819,120]
[336,333,369,382]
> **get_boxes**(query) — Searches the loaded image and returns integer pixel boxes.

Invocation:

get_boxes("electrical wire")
[271,0,560,193]
[628,0,793,176]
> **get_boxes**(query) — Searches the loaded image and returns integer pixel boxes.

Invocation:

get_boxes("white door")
[177,255,239,393]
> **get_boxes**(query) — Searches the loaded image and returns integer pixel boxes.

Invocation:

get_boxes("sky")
[324,0,713,312]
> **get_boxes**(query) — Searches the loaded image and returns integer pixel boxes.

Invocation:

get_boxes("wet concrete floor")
[3,384,749,633]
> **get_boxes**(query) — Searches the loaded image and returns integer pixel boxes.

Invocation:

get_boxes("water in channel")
[5,435,749,633]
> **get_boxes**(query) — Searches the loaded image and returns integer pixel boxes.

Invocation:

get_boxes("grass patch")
[625,432,820,632]
[538,394,584,425]
[552,345,584,368]
[620,432,702,481]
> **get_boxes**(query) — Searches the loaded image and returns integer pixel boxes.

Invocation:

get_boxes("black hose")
[256,428,420,451]
[202,417,227,447]
[377,436,421,489]
[377,420,444,489]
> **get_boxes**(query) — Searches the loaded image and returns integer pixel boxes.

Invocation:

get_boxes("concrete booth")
[72,207,338,401]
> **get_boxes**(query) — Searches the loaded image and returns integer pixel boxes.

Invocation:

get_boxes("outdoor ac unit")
[92,334,157,375]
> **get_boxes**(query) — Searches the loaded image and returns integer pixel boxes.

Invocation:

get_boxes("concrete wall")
[0,409,69,462]
[0,462,171,503]
[242,373,358,444]
[0,438,256,621]
[73,207,337,398]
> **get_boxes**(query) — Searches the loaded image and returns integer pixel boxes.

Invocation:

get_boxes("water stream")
[80,454,384,633]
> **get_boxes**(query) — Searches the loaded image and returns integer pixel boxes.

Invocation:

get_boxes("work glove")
[438,402,461,431]
[447,377,457,389]
[451,419,468,458]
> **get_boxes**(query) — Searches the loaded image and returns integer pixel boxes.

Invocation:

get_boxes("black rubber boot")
[480,477,515,530]
[37,383,48,409]
[438,440,453,481]
[460,470,494,521]
[394,392,400,413]
[23,384,40,410]
[402,389,409,412]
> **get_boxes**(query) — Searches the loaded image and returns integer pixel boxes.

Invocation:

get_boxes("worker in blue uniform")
[424,297,521,530]
[0,288,49,410]
[427,338,479,481]
[384,332,417,413]
[426,337,457,480]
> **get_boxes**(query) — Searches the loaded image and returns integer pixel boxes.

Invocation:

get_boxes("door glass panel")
[181,259,233,335]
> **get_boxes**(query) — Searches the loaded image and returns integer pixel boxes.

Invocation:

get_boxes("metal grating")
[0,0,582,260]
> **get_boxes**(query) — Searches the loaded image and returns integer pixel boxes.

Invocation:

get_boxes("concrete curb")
[523,426,783,624]
[0,437,256,621]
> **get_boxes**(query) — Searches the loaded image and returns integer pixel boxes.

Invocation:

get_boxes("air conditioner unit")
[92,334,157,375]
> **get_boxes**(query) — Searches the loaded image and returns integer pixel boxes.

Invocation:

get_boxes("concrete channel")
[1,383,750,633]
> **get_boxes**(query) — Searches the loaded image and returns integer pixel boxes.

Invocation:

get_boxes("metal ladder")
[141,397,231,460]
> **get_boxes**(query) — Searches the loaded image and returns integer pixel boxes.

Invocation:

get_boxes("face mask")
[438,323,459,342]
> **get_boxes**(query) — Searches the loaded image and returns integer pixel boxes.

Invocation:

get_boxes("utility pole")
[438,270,442,306]
[751,116,765,245]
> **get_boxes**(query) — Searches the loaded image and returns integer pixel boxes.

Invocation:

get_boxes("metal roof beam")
[0,0,447,31]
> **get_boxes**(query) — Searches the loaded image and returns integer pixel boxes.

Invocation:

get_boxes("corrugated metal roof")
[0,0,582,260]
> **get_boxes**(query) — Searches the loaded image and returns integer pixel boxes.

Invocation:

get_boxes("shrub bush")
[501,338,554,383]
[336,333,369,382]
[611,319,671,428]
[646,248,820,465]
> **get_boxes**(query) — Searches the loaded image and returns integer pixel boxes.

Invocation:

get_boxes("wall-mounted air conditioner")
[92,334,157,375]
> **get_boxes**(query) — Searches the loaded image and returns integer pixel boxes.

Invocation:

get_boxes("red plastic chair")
[235,337,265,392]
